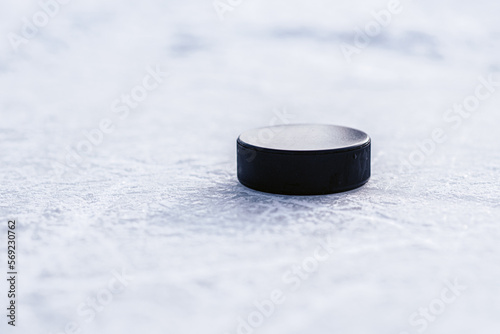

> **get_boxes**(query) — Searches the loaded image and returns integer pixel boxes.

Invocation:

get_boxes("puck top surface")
[238,124,370,153]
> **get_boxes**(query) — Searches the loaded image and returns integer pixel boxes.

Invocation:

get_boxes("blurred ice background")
[1,0,500,333]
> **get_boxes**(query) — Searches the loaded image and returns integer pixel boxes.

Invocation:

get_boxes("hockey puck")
[237,124,371,195]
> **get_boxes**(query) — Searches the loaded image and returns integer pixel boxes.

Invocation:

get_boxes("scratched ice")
[0,0,499,333]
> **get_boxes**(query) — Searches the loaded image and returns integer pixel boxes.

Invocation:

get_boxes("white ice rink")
[1,0,500,333]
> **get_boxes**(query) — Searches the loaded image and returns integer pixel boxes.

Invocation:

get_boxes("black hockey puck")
[237,124,371,195]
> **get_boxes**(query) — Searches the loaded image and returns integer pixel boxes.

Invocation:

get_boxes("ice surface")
[1,0,499,333]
